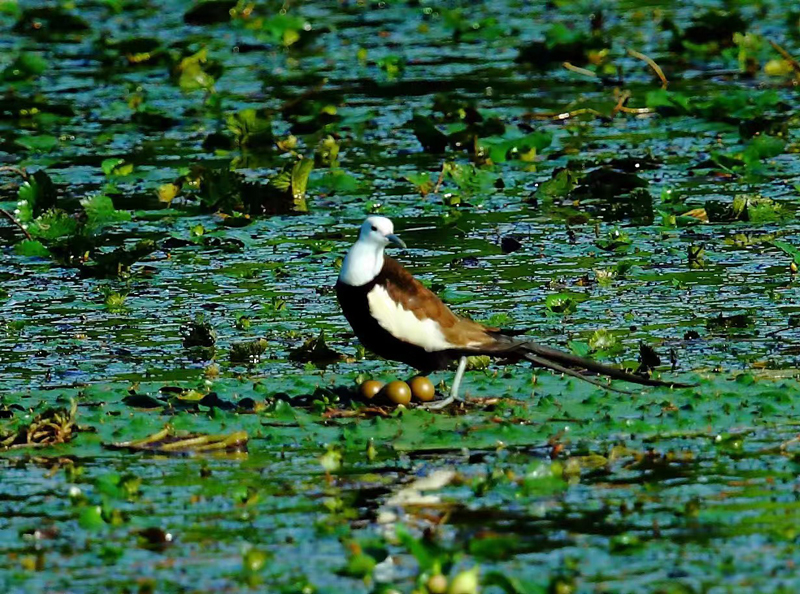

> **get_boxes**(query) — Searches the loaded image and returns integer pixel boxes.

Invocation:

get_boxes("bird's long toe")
[419,394,460,410]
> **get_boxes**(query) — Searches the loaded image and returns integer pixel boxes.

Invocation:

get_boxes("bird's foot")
[419,356,468,411]
[419,394,460,410]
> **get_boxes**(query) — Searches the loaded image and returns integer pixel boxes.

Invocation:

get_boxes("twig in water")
[611,90,631,116]
[627,48,668,88]
[0,166,27,178]
[432,163,446,194]
[0,208,32,240]
[617,105,655,115]
[525,108,604,121]
[563,62,598,78]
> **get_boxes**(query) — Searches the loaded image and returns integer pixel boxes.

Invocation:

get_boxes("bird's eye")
[371,225,377,231]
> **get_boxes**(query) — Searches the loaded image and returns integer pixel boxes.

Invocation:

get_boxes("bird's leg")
[422,356,467,410]
[450,355,468,399]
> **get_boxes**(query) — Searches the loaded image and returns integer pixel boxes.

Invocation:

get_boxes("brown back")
[377,257,498,348]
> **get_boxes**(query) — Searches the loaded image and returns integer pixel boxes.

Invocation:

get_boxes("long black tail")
[513,342,692,392]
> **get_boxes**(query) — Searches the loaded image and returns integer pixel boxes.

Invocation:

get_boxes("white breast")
[339,241,383,287]
[367,285,453,352]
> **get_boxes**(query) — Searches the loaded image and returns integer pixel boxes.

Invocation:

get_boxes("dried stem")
[611,90,631,116]
[0,208,32,240]
[0,166,27,178]
[627,48,668,88]
[617,105,655,115]
[562,62,597,78]
[432,163,446,194]
[525,108,603,121]
[113,426,172,449]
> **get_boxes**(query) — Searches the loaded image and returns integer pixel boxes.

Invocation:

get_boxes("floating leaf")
[290,157,313,201]
[230,338,268,363]
[545,293,580,315]
[535,167,581,200]
[80,239,157,278]
[256,13,311,47]
[480,130,552,163]
[17,170,57,220]
[181,314,217,348]
[645,89,692,115]
[226,108,273,149]
[14,239,50,257]
[156,182,181,205]
[589,329,616,351]
[314,135,340,167]
[743,135,785,165]
[81,194,131,230]
[315,169,360,194]
[175,48,216,92]
[16,134,58,153]
[289,331,343,366]
[773,241,800,265]
[595,227,632,251]
[29,209,79,241]
[2,52,47,81]
[79,506,105,531]
[568,340,591,357]
[101,158,133,177]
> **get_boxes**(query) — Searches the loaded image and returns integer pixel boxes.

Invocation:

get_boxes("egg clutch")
[357,376,436,406]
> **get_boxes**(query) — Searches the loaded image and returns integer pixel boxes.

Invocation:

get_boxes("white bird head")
[339,216,406,286]
[357,216,406,248]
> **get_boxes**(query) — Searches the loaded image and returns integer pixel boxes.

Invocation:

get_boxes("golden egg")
[409,376,435,402]
[427,574,447,594]
[382,380,411,406]
[359,380,383,400]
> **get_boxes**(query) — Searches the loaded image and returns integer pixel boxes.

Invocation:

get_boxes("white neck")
[339,240,385,286]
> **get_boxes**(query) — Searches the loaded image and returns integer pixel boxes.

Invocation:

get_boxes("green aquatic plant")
[2,1,800,592]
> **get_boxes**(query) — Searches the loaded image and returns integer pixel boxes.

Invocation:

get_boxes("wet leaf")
[227,108,273,149]
[181,314,217,348]
[480,130,552,163]
[2,52,47,81]
[16,134,58,153]
[175,48,216,92]
[78,506,105,531]
[14,239,50,257]
[289,331,343,365]
[545,293,580,315]
[773,240,800,265]
[230,338,268,363]
[81,194,131,230]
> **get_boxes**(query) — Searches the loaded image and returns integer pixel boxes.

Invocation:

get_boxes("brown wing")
[377,257,499,348]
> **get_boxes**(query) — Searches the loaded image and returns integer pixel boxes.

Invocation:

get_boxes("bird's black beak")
[386,234,406,248]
